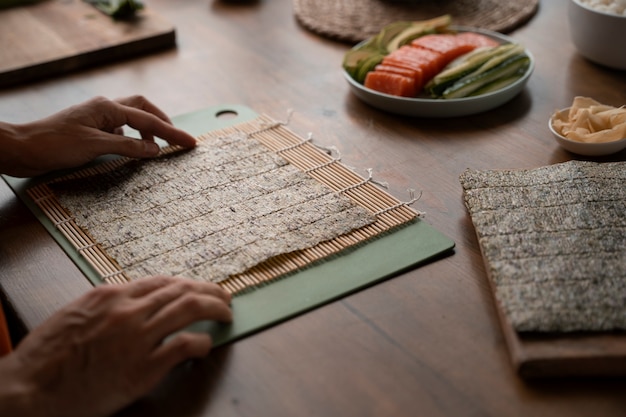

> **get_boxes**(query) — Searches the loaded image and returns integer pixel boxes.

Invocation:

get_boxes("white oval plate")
[343,26,535,118]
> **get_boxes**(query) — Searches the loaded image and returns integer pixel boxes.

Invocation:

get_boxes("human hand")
[1,95,197,177]
[0,275,232,417]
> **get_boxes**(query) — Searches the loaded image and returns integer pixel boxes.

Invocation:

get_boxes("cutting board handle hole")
[215,110,239,120]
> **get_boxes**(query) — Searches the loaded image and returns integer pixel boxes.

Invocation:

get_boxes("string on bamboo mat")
[28,114,421,295]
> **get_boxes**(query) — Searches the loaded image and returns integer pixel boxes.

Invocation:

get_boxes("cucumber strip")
[445,46,496,69]
[425,44,519,97]
[468,72,526,97]
[442,55,530,99]
[442,44,516,74]
[462,44,526,80]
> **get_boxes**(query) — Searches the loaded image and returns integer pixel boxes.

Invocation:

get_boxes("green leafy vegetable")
[83,0,144,18]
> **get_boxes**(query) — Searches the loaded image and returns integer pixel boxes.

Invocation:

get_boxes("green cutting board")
[2,104,455,346]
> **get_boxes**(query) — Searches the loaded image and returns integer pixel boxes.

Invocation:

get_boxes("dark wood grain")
[1,0,625,415]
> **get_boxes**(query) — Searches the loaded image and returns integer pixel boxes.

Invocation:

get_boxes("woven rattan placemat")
[460,160,626,334]
[293,0,539,43]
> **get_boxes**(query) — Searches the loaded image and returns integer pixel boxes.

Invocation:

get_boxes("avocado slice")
[343,49,379,78]
[355,54,385,84]
[374,21,413,52]
[386,14,453,52]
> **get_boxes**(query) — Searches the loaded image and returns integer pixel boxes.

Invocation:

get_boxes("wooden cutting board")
[0,0,175,87]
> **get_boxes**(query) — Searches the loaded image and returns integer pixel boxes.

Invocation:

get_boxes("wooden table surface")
[1,0,625,416]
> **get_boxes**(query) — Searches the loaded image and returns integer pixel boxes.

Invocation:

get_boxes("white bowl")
[569,0,626,70]
[343,26,534,118]
[549,107,626,156]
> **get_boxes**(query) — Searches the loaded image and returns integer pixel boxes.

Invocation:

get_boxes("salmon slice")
[411,34,477,63]
[381,56,429,87]
[373,64,424,91]
[455,32,500,49]
[364,71,418,97]
[391,46,445,81]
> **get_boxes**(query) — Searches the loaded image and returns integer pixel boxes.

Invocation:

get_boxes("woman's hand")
[0,95,197,177]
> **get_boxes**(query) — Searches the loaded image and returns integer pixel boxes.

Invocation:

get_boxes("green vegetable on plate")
[426,43,529,99]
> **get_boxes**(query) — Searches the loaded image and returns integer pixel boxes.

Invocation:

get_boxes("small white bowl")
[569,0,626,70]
[549,107,626,156]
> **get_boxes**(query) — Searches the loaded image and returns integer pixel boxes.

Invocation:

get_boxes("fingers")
[112,96,197,149]
[65,277,183,315]
[145,291,233,342]
[80,276,232,353]
[88,131,162,159]
[149,332,214,377]
[125,275,230,303]
[121,107,196,148]
[27,95,197,171]
[83,95,197,159]
[115,95,172,124]
[124,275,182,297]
[122,276,232,346]
[137,277,232,319]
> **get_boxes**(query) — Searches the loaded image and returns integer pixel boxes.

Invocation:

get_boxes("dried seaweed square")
[48,126,376,284]
[460,160,626,333]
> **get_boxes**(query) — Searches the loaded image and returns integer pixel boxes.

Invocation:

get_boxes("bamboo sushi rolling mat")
[292,0,540,43]
[27,115,420,295]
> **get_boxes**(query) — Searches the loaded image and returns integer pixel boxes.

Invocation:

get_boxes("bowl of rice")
[569,0,626,70]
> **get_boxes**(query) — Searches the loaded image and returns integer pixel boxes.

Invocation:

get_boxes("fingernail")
[144,141,160,156]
